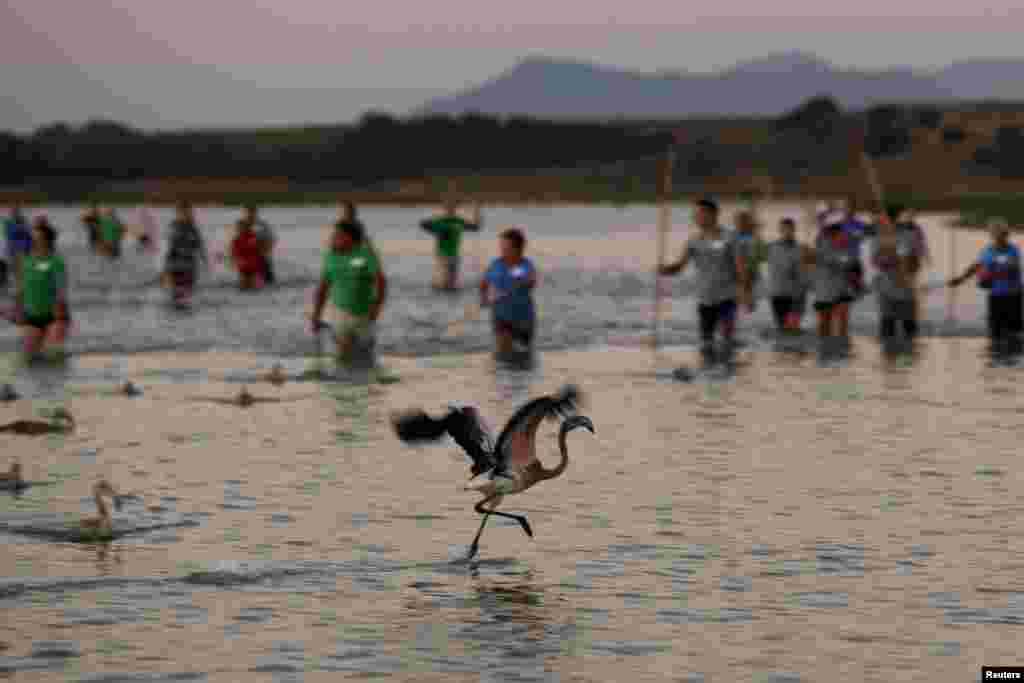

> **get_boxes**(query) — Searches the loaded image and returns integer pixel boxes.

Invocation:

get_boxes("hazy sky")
[2,0,1023,131]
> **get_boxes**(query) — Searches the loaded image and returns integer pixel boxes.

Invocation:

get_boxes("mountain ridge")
[415,53,1024,118]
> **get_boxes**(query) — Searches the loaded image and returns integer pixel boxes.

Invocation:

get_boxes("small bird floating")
[0,408,75,435]
[0,384,18,402]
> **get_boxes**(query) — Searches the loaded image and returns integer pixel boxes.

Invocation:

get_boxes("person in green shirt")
[420,199,481,291]
[15,216,69,358]
[310,208,388,366]
[96,208,125,260]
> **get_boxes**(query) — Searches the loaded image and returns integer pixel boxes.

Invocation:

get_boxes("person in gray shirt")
[659,197,752,364]
[767,217,809,333]
[871,207,923,347]
[809,218,855,352]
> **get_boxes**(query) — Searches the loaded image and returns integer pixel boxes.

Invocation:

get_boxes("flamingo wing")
[393,404,496,476]
[492,385,581,475]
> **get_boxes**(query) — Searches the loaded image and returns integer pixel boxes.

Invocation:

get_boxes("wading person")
[310,217,387,369]
[480,227,537,360]
[421,198,481,291]
[949,219,1023,358]
[229,218,265,291]
[871,207,923,353]
[97,208,125,260]
[767,217,809,334]
[14,217,69,360]
[162,202,208,308]
[809,216,856,359]
[658,198,751,368]
[81,205,101,253]
[244,205,276,286]
[4,203,31,289]
[732,209,767,313]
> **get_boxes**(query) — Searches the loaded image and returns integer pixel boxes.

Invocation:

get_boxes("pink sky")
[3,0,1023,65]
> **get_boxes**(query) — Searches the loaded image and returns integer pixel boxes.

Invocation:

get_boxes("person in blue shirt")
[949,219,1023,356]
[480,227,537,356]
[4,204,32,288]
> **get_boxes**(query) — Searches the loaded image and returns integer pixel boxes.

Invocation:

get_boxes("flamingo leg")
[467,495,532,559]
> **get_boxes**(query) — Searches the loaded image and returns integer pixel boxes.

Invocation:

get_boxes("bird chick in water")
[0,384,18,402]
[265,364,287,387]
[0,461,23,484]
[236,387,254,407]
[120,381,142,397]
[79,480,122,537]
[0,408,75,435]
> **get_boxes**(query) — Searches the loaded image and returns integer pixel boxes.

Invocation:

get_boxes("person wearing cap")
[311,204,387,366]
[949,218,1023,357]
[767,217,810,333]
[659,197,752,366]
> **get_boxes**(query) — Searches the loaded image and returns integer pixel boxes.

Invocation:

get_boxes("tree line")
[2,97,1022,191]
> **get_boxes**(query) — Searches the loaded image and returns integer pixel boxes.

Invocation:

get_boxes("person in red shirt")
[229,218,265,290]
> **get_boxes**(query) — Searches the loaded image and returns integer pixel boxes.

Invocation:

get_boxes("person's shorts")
[433,255,460,288]
[494,318,535,347]
[22,313,56,330]
[814,299,842,313]
[328,306,376,342]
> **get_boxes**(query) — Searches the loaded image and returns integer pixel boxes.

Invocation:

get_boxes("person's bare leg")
[495,331,514,356]
[22,327,44,356]
[336,332,357,366]
[45,321,68,348]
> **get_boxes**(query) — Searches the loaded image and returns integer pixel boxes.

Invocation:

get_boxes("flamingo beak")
[566,415,595,434]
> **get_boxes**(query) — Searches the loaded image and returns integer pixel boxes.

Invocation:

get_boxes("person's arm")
[465,205,482,232]
[658,241,691,276]
[735,247,752,308]
[54,259,69,321]
[949,262,981,287]
[479,263,492,307]
[369,269,387,322]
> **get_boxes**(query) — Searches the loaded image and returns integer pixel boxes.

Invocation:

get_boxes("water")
[0,203,1017,681]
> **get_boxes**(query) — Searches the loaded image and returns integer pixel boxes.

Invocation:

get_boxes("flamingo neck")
[94,492,110,521]
[540,431,571,480]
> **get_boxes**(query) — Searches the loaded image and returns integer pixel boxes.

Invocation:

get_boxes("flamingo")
[79,480,124,537]
[392,384,595,560]
[0,461,23,488]
[0,408,75,435]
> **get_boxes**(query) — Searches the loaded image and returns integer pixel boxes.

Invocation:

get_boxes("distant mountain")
[415,53,1024,119]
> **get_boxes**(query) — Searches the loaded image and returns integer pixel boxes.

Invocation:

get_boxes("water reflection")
[492,352,540,406]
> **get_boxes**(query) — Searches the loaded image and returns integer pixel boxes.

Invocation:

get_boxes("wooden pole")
[653,146,675,350]
[947,220,957,324]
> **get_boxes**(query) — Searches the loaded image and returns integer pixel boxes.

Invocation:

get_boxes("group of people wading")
[2,194,1021,369]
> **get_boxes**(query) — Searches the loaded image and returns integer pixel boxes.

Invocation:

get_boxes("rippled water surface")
[0,204,1019,682]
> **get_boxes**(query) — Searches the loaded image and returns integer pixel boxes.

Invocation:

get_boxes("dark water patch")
[77,674,207,682]
[815,544,865,577]
[64,606,147,626]
[929,592,961,610]
[252,641,306,674]
[606,543,660,562]
[945,608,1024,625]
[589,640,673,657]
[31,640,81,658]
[793,592,849,609]
[657,608,755,624]
[0,657,64,674]
[720,576,752,592]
